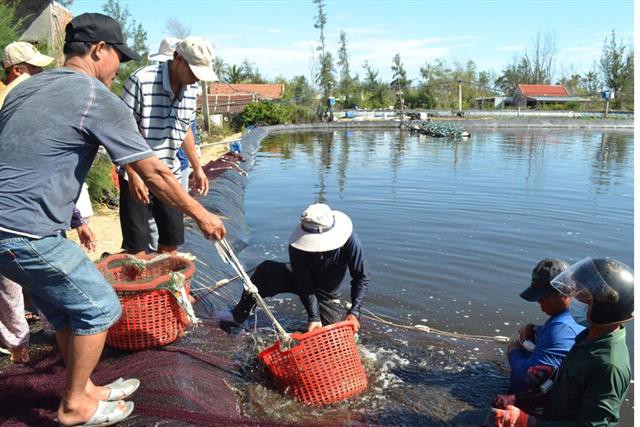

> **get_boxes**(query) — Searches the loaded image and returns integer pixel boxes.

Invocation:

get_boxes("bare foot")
[10,345,29,364]
[85,379,110,401]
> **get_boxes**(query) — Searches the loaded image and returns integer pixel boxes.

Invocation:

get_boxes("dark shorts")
[0,232,121,335]
[231,260,343,325]
[119,175,184,252]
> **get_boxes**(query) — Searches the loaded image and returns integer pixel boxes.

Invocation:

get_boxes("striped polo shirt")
[120,61,198,177]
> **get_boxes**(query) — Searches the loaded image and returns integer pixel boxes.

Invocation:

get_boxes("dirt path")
[69,133,241,261]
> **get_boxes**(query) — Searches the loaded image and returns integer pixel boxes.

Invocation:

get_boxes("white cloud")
[496,45,525,52]
[249,26,285,34]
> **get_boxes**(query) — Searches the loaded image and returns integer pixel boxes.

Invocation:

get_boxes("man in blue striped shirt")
[119,36,216,254]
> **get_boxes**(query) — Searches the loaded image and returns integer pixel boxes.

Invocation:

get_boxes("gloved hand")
[518,324,536,342]
[307,321,322,332]
[345,313,360,332]
[493,394,517,409]
[526,365,554,387]
[489,405,533,427]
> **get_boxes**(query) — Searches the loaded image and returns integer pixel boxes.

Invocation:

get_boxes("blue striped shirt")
[120,61,198,177]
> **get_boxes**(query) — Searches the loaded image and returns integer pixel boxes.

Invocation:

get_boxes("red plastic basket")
[258,320,368,406]
[96,254,195,350]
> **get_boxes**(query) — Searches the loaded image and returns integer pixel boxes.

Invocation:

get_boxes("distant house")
[12,1,72,60]
[513,84,588,108]
[473,95,512,109]
[199,83,285,114]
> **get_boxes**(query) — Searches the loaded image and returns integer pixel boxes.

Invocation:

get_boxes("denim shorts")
[0,232,121,335]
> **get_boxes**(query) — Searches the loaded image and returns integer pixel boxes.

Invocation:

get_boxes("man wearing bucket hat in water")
[218,203,369,332]
[0,13,225,426]
[491,257,632,427]
[505,259,584,397]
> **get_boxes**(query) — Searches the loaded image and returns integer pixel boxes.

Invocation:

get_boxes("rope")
[214,238,291,343]
[360,307,509,343]
[189,254,507,344]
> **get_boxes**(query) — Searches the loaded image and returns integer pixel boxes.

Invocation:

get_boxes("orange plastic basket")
[258,320,368,406]
[96,254,195,350]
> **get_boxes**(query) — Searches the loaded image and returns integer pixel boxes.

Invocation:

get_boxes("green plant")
[0,2,23,52]
[85,154,119,206]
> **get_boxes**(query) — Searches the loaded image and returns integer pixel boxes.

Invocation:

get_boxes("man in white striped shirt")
[119,36,216,255]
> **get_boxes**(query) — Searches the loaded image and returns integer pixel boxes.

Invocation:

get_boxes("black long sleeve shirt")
[289,232,369,322]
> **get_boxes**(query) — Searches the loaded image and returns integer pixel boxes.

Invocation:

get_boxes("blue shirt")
[508,309,585,394]
[289,232,369,322]
[0,69,153,238]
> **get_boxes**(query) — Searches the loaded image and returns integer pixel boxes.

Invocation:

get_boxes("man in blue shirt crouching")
[507,259,585,395]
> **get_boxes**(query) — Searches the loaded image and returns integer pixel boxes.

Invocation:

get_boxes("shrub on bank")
[86,153,119,207]
[232,100,315,130]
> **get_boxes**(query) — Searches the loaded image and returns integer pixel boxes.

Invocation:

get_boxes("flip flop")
[74,400,134,427]
[105,378,140,401]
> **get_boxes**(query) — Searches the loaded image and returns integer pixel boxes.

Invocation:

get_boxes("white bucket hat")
[2,41,54,68]
[289,203,353,252]
[175,36,217,81]
[148,37,180,62]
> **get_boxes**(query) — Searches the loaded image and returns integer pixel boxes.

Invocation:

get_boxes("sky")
[69,0,634,83]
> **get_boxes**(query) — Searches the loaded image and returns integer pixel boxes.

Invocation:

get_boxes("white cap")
[2,42,54,68]
[148,37,180,62]
[175,36,217,82]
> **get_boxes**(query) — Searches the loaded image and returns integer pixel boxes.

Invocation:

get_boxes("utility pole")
[201,81,210,133]
[457,79,462,113]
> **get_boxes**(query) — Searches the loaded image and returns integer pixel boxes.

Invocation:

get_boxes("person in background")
[491,257,632,427]
[507,259,585,395]
[0,41,54,107]
[149,37,197,193]
[145,37,195,251]
[0,13,225,426]
[119,36,214,255]
[218,203,369,333]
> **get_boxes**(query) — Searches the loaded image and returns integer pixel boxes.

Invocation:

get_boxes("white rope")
[214,238,291,343]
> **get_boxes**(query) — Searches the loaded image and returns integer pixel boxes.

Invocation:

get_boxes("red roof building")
[517,84,570,97]
[199,83,285,114]
[513,84,587,107]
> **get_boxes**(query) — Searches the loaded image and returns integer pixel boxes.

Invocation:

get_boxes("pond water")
[193,129,634,425]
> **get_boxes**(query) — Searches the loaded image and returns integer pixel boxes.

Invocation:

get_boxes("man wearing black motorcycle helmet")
[490,257,633,427]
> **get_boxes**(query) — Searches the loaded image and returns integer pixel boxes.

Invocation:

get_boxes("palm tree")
[224,64,244,84]
[212,56,225,81]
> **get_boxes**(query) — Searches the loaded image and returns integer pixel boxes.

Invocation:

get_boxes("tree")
[525,30,557,85]
[212,56,225,81]
[494,30,557,95]
[164,18,190,39]
[600,30,634,109]
[223,64,245,83]
[313,0,335,103]
[282,75,316,106]
[391,54,411,93]
[241,58,265,83]
[102,0,149,95]
[0,2,23,52]
[336,30,358,108]
[361,61,391,108]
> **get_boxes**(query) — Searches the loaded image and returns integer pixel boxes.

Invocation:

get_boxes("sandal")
[105,378,140,401]
[64,400,134,427]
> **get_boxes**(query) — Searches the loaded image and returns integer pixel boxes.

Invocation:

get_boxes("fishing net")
[0,129,275,426]
[0,125,510,426]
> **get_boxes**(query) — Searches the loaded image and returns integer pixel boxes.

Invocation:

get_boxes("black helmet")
[551,257,633,325]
